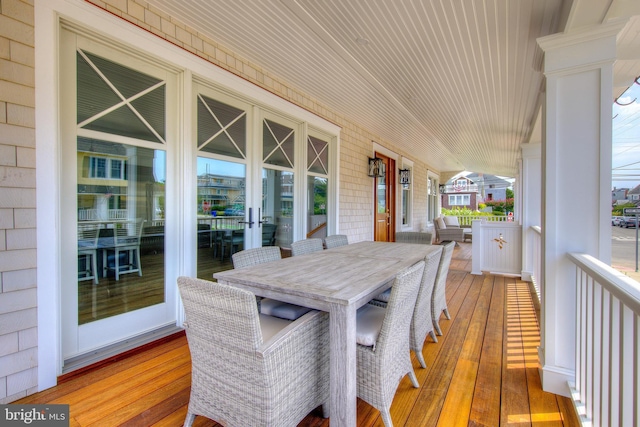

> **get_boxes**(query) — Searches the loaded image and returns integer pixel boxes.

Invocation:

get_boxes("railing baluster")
[568,253,640,427]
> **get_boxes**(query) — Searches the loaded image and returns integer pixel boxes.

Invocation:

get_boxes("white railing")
[531,226,542,305]
[78,209,129,221]
[568,253,640,426]
[452,215,508,227]
[197,215,245,230]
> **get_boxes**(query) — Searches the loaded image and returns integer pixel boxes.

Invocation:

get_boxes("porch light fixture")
[439,184,446,194]
[399,168,411,185]
[368,157,385,178]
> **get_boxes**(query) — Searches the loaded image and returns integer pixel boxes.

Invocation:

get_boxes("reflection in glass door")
[306,133,330,239]
[196,158,246,279]
[77,139,166,324]
[196,91,248,278]
[262,117,296,248]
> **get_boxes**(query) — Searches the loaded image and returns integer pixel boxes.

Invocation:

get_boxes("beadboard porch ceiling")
[145,0,640,178]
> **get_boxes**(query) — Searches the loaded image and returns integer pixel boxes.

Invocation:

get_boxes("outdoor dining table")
[213,240,441,427]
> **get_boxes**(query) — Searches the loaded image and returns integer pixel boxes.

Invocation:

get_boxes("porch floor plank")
[15,242,579,426]
[469,274,505,427]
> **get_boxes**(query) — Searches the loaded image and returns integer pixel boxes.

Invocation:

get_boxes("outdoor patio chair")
[432,241,455,339]
[232,246,312,321]
[290,238,324,256]
[369,247,442,369]
[355,260,425,427]
[177,276,330,427]
[324,234,349,249]
[261,223,277,246]
[103,219,145,281]
[220,229,244,260]
[443,216,461,228]
[433,216,464,243]
[395,231,432,245]
[78,224,100,285]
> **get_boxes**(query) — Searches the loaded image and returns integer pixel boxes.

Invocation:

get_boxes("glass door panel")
[306,133,329,238]
[195,90,249,278]
[308,176,328,237]
[262,169,294,248]
[196,157,246,279]
[261,114,297,249]
[77,138,166,324]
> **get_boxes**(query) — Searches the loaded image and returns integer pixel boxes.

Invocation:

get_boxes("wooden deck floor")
[17,242,580,426]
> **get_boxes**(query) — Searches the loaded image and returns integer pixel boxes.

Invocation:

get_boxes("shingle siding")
[0,0,36,404]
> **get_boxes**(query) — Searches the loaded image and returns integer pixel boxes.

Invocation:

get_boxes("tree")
[506,188,514,199]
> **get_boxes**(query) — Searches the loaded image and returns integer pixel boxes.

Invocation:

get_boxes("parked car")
[612,216,624,226]
[623,216,638,228]
[618,216,630,227]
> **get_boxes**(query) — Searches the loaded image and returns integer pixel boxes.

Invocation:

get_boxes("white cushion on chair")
[435,216,446,230]
[374,288,391,303]
[355,304,386,347]
[443,216,460,227]
[259,313,293,341]
[261,298,312,321]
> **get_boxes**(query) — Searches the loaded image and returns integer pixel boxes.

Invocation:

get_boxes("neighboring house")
[440,173,512,210]
[440,175,479,210]
[612,187,629,203]
[627,184,640,203]
[465,173,512,203]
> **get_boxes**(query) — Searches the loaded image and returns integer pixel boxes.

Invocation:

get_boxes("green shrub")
[441,207,493,217]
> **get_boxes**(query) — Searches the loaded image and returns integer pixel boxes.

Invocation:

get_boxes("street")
[611,224,640,282]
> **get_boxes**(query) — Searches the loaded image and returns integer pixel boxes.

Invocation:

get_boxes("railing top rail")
[568,252,640,315]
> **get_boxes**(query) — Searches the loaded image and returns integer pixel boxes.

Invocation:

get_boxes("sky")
[612,81,640,191]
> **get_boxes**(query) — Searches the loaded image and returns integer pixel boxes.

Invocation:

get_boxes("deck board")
[469,275,505,427]
[15,242,579,426]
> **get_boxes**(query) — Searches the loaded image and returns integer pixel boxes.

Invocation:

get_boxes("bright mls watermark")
[1,405,69,426]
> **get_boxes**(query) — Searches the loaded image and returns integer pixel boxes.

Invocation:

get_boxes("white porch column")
[537,22,622,396]
[520,143,541,282]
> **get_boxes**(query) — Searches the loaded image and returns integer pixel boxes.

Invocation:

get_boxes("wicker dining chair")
[395,231,433,245]
[177,276,330,427]
[432,241,455,339]
[369,247,442,369]
[355,260,425,427]
[232,247,312,321]
[324,234,349,249]
[231,245,281,269]
[409,248,442,368]
[290,238,324,256]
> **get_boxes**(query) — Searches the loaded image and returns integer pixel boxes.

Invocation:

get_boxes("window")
[400,159,413,227]
[449,194,470,206]
[427,174,439,222]
[306,132,330,237]
[88,157,126,180]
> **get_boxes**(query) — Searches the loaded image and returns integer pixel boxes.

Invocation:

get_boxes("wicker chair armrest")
[258,309,330,414]
[259,309,327,357]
